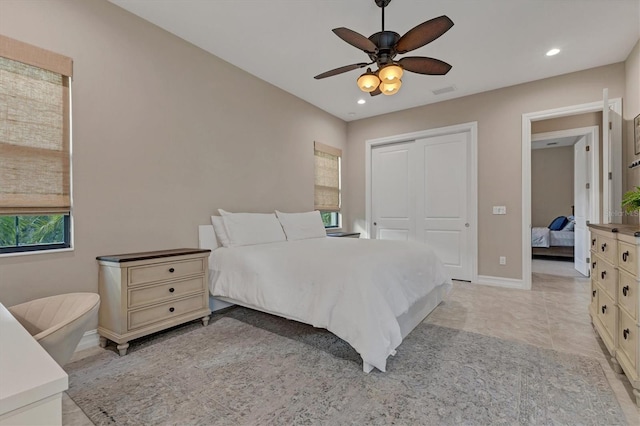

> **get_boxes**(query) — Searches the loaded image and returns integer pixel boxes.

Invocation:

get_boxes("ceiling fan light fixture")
[378,64,403,84]
[380,79,402,95]
[357,71,381,93]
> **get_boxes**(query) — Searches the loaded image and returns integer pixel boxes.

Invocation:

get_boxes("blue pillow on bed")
[548,216,568,231]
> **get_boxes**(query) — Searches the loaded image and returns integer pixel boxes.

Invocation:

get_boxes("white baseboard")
[476,275,528,290]
[75,329,100,353]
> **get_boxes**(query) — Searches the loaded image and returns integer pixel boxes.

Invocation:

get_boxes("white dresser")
[588,224,640,407]
[97,248,211,356]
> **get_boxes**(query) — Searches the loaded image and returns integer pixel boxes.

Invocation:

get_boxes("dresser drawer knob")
[623,328,630,340]
[591,238,596,246]
[592,261,596,269]
[622,251,629,262]
[622,285,629,296]
[601,271,606,280]
[169,268,175,273]
[169,287,175,293]
[592,290,596,297]
[169,307,175,313]
[601,305,607,314]
[601,243,607,252]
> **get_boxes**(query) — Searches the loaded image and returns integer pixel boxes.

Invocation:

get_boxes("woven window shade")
[0,36,71,215]
[314,142,342,212]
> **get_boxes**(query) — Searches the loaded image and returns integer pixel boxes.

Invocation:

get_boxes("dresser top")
[588,223,640,237]
[97,248,211,263]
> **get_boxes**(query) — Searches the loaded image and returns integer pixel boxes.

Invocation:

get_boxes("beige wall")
[531,147,574,227]
[345,63,625,280]
[0,0,346,306]
[625,39,640,225]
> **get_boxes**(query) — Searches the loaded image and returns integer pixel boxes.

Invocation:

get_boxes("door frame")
[521,97,622,290]
[365,121,478,283]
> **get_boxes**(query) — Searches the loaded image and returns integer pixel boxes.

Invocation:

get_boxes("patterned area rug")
[66,307,626,425]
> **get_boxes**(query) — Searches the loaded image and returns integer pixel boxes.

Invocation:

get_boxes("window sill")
[0,247,74,259]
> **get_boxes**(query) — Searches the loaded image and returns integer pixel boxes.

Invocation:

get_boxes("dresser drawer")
[597,289,616,341]
[128,276,205,309]
[590,234,598,253]
[597,260,618,300]
[128,294,205,330]
[618,241,638,277]
[128,258,205,286]
[590,258,599,281]
[596,234,617,265]
[619,309,637,371]
[618,270,638,320]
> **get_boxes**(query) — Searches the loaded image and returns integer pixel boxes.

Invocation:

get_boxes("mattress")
[550,230,574,247]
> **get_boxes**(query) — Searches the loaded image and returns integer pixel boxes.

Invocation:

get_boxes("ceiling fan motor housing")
[368,31,400,66]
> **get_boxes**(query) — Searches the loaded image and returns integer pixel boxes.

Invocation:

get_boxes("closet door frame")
[365,122,478,283]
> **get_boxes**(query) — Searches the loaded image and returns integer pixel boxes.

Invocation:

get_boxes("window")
[0,36,73,254]
[314,142,342,229]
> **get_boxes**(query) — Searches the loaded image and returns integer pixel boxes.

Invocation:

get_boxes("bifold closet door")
[371,142,417,241]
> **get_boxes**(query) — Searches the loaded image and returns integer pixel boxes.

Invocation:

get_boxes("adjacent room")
[1,0,639,424]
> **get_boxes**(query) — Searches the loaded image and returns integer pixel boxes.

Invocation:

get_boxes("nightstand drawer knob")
[623,328,630,340]
[622,251,629,262]
[622,285,629,296]
[169,307,175,313]
[169,287,175,293]
[601,270,606,280]
[169,268,175,273]
[601,243,607,252]
[601,305,607,314]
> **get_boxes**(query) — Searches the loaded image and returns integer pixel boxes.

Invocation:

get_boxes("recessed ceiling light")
[546,48,560,56]
[357,99,366,105]
[348,112,356,116]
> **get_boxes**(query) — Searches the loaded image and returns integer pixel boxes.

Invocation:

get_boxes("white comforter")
[209,237,451,372]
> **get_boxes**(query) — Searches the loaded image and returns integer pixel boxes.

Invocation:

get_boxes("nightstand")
[97,248,211,355]
[327,232,361,238]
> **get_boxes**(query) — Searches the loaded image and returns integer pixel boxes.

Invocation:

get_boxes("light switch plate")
[492,206,507,215]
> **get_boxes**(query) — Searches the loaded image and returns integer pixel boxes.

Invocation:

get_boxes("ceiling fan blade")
[314,63,369,79]
[370,87,382,97]
[395,15,454,54]
[399,57,452,75]
[333,27,377,53]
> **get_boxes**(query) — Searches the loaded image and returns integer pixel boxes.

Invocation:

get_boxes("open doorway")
[530,125,599,277]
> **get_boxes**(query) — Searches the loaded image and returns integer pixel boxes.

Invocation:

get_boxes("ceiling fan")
[314,0,453,96]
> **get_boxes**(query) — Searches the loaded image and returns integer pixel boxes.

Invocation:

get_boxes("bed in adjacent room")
[531,215,575,258]
[198,210,451,373]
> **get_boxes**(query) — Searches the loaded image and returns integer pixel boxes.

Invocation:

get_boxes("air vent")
[546,142,558,146]
[432,85,456,95]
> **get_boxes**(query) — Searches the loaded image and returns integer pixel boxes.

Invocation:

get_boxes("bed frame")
[198,224,447,373]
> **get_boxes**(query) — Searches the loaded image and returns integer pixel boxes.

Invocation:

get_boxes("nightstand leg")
[99,336,107,348]
[202,315,210,326]
[117,343,129,356]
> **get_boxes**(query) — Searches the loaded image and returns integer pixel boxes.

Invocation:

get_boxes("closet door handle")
[601,271,606,280]
[601,243,607,252]
[622,285,629,297]
[601,305,607,314]
[622,251,629,262]
[623,329,630,340]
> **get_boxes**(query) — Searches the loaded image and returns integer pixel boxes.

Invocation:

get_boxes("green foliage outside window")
[0,215,66,248]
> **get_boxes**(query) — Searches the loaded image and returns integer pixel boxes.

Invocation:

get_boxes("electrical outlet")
[499,256,506,265]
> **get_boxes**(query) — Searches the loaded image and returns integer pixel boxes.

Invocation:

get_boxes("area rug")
[66,307,626,425]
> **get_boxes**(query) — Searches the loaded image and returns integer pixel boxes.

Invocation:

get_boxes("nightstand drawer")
[618,241,638,277]
[129,258,205,286]
[619,270,638,320]
[128,294,205,330]
[128,276,205,309]
[619,309,637,371]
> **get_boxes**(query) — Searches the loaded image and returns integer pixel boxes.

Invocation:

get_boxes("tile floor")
[63,259,640,425]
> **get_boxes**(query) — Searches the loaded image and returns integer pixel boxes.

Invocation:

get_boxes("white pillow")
[218,209,286,247]
[211,216,231,248]
[275,210,327,241]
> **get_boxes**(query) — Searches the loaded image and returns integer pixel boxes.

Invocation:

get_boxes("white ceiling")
[109,0,640,122]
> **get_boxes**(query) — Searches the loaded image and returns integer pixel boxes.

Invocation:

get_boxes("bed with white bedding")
[531,215,575,258]
[198,211,451,373]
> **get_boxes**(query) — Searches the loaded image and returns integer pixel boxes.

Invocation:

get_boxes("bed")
[197,211,451,373]
[531,215,575,258]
